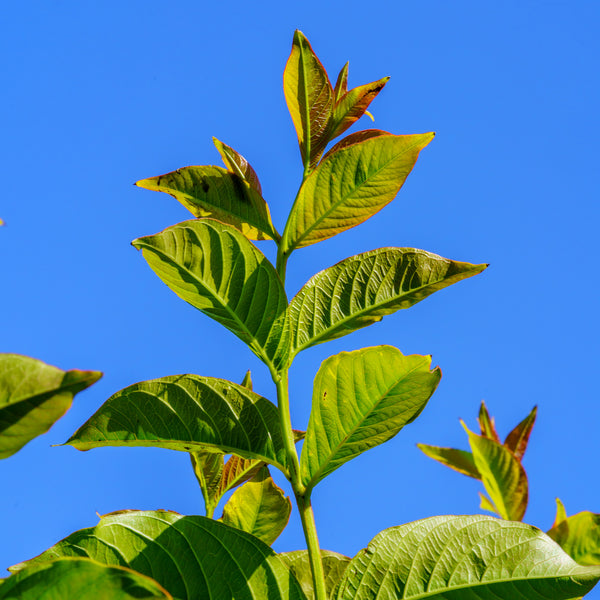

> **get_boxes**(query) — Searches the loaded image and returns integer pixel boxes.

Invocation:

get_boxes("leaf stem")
[274,371,327,600]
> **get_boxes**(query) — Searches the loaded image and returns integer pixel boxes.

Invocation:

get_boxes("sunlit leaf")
[0,354,101,459]
[416,444,480,478]
[333,63,349,102]
[321,129,391,160]
[479,491,498,514]
[280,132,434,254]
[478,400,500,441]
[464,422,528,521]
[66,374,291,475]
[335,515,600,599]
[504,405,537,461]
[301,346,440,491]
[213,137,263,195]
[288,247,486,358]
[283,30,333,168]
[136,165,278,241]
[133,219,289,371]
[12,511,306,600]
[548,499,600,566]
[240,369,253,390]
[328,76,389,140]
[280,550,350,600]
[221,466,291,545]
[0,557,171,600]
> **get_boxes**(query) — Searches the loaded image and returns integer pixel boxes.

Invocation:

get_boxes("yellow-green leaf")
[0,354,101,459]
[213,137,263,195]
[301,346,441,491]
[136,165,277,241]
[283,30,333,168]
[417,444,480,479]
[548,499,600,566]
[333,63,349,102]
[464,422,529,521]
[478,400,500,441]
[221,466,291,545]
[280,132,434,254]
[190,451,224,517]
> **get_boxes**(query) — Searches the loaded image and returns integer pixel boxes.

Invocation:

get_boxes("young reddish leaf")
[283,30,333,168]
[213,137,262,195]
[321,129,390,161]
[328,76,390,141]
[504,405,537,461]
[417,444,480,479]
[333,62,349,102]
[548,499,600,566]
[464,421,529,521]
[478,400,500,442]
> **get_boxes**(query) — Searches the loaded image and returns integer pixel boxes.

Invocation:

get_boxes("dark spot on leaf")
[230,174,250,203]
[201,178,209,193]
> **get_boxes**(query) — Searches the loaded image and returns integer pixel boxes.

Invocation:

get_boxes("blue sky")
[2,0,599,592]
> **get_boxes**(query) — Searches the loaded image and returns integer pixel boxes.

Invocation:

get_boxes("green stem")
[274,370,327,600]
[297,492,328,600]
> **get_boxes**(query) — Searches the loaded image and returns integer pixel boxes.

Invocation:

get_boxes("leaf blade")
[281,132,434,253]
[300,346,441,490]
[221,466,291,545]
[12,511,307,600]
[336,515,600,599]
[504,405,537,460]
[283,30,333,167]
[136,165,277,241]
[417,444,480,478]
[289,247,487,358]
[132,219,289,370]
[66,374,290,474]
[0,354,101,459]
[213,137,263,195]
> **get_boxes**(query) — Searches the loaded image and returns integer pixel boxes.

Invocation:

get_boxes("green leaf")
[0,557,171,600]
[0,354,101,459]
[335,515,600,600]
[240,369,253,391]
[221,466,291,545]
[288,247,487,358]
[135,165,278,241]
[333,63,349,102]
[478,400,500,441]
[417,444,480,478]
[504,404,537,461]
[480,491,498,514]
[213,137,263,195]
[464,422,528,521]
[301,346,441,491]
[280,551,350,600]
[548,499,600,566]
[280,132,434,254]
[132,219,289,371]
[322,129,389,160]
[66,374,291,475]
[190,450,224,516]
[284,30,333,168]
[12,511,307,600]
[328,76,390,140]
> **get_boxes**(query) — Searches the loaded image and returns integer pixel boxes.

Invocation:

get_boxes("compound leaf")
[284,30,333,168]
[335,515,600,599]
[136,165,277,241]
[133,219,289,371]
[465,423,529,521]
[66,374,291,475]
[417,444,480,479]
[280,551,350,600]
[0,558,170,600]
[221,466,291,545]
[289,247,486,359]
[280,132,434,254]
[12,511,306,600]
[301,346,440,491]
[0,354,101,459]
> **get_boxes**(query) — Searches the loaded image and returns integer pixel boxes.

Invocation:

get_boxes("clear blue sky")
[2,0,599,593]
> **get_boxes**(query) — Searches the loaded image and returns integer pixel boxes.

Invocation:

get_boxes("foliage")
[3,30,599,599]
